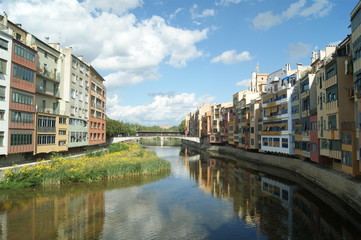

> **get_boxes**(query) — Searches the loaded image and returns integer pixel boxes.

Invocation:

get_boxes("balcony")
[36,85,60,98]
[37,68,60,83]
[36,107,60,115]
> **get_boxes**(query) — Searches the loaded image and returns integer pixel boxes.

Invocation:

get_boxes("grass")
[0,142,171,189]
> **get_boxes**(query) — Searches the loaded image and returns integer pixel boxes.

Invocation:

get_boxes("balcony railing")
[36,107,60,115]
[37,68,60,82]
[36,85,60,98]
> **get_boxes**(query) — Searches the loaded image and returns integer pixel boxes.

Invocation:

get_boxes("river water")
[0,145,361,240]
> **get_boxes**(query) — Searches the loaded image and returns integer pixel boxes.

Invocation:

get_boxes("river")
[0,145,360,240]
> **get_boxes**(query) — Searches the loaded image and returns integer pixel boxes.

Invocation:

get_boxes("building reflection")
[0,191,104,240]
[182,147,361,239]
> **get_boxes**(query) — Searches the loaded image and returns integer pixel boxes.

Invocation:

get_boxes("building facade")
[89,66,106,145]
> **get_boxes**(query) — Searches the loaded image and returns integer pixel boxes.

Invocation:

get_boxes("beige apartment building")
[316,38,357,175]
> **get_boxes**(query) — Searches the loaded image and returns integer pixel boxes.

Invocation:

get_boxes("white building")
[261,64,310,155]
[0,22,12,155]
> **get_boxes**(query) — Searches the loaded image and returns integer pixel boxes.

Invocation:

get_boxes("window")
[251,127,254,133]
[282,189,289,201]
[71,89,75,99]
[0,59,7,74]
[263,137,268,146]
[11,111,33,123]
[0,38,8,50]
[326,85,337,102]
[0,86,5,100]
[325,63,336,79]
[321,139,328,149]
[59,117,66,124]
[72,74,77,83]
[0,110,4,120]
[14,43,35,62]
[12,90,33,105]
[59,130,66,135]
[311,143,318,152]
[282,138,288,148]
[273,138,280,147]
[38,134,56,145]
[13,64,34,82]
[37,115,56,130]
[342,133,352,145]
[342,151,352,167]
[59,140,66,146]
[0,131,3,146]
[328,114,337,130]
[10,132,32,146]
[85,94,88,103]
[311,121,317,131]
[291,105,299,114]
[329,140,341,150]
[301,80,309,93]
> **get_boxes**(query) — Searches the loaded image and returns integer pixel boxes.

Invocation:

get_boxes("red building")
[8,40,37,154]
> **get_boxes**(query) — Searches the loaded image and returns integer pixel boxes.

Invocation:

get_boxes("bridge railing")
[112,136,200,143]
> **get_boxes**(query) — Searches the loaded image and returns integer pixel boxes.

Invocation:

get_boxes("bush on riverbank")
[0,143,171,189]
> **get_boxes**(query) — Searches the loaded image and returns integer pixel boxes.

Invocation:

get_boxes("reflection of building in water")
[293,190,360,239]
[183,148,361,238]
[261,177,297,206]
[259,176,297,239]
[185,154,232,199]
[1,192,105,239]
[0,212,7,240]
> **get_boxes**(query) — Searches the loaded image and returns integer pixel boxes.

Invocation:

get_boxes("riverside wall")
[182,140,361,217]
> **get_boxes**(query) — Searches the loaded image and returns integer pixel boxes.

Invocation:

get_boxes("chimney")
[78,55,83,61]
[311,51,318,63]
[286,63,291,73]
[2,12,8,26]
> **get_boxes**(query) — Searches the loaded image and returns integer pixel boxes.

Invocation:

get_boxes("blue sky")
[0,0,357,126]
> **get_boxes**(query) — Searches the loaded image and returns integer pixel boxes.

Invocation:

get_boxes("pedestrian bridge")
[112,135,200,144]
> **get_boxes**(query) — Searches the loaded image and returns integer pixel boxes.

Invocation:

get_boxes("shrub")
[0,143,170,189]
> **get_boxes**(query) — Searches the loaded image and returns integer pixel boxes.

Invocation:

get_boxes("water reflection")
[0,146,360,239]
[183,146,361,239]
[0,174,168,240]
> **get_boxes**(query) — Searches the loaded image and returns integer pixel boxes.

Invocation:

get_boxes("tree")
[178,120,186,134]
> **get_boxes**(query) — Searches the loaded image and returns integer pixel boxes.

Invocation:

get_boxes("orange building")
[88,66,106,145]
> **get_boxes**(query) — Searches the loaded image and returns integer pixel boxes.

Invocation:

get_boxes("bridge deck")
[112,136,200,143]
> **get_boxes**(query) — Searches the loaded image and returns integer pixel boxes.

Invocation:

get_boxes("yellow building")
[316,38,358,175]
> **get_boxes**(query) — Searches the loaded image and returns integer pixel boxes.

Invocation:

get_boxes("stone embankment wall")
[182,140,361,216]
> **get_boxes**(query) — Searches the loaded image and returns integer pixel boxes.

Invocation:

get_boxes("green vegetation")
[0,143,171,189]
[106,117,186,137]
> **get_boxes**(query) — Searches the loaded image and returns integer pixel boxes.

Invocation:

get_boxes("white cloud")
[251,0,333,30]
[215,0,244,6]
[169,8,183,21]
[299,0,334,18]
[1,0,208,88]
[190,4,215,19]
[287,42,312,61]
[236,79,251,88]
[211,50,252,64]
[83,0,144,15]
[107,93,215,126]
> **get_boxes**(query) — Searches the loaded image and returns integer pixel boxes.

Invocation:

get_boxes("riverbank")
[182,140,361,216]
[0,142,171,189]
